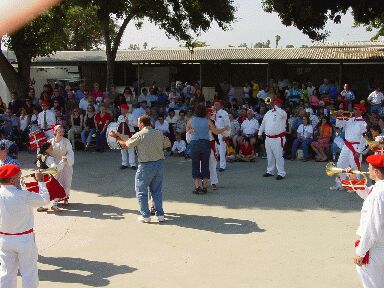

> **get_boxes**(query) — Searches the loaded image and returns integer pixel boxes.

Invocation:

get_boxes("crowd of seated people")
[0,77,383,165]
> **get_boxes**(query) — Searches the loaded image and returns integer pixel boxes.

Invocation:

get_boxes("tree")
[286,45,294,48]
[253,41,270,48]
[275,34,281,48]
[354,18,384,40]
[74,0,236,89]
[0,3,106,96]
[262,0,384,41]
[179,40,209,48]
[238,43,248,48]
[128,44,140,50]
[143,42,148,50]
[0,4,68,96]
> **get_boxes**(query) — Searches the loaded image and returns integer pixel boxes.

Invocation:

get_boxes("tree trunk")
[0,51,26,97]
[101,15,132,91]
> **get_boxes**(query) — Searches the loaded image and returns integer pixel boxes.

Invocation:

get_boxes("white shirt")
[79,98,89,111]
[258,106,287,136]
[241,118,259,135]
[172,140,186,153]
[155,120,170,134]
[117,113,136,132]
[355,180,384,257]
[19,115,29,131]
[340,89,355,101]
[297,124,313,139]
[166,115,179,124]
[339,117,367,153]
[307,86,315,97]
[309,114,320,128]
[37,109,56,129]
[215,108,231,137]
[0,183,49,234]
[368,90,384,105]
[257,90,268,100]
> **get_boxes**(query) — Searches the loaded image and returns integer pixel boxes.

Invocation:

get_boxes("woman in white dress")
[50,125,74,206]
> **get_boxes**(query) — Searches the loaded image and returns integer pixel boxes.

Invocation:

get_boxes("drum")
[106,122,122,150]
[29,130,47,151]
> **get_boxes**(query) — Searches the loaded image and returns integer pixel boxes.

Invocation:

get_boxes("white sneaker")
[155,215,165,222]
[137,216,151,223]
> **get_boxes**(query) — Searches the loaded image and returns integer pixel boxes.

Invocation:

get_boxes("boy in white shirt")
[172,133,186,156]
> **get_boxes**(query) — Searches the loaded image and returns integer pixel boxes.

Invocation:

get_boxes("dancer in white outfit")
[117,104,137,170]
[330,103,367,190]
[49,125,74,205]
[213,100,230,172]
[0,165,49,288]
[258,98,287,180]
[344,155,384,288]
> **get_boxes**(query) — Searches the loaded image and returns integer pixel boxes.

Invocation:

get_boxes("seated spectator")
[367,86,384,114]
[94,104,111,152]
[311,117,333,162]
[81,104,96,151]
[154,115,171,138]
[79,90,90,113]
[8,91,23,116]
[340,83,355,111]
[0,97,7,114]
[55,107,67,130]
[172,133,186,156]
[90,82,104,101]
[175,110,187,138]
[23,97,34,115]
[30,107,40,132]
[291,115,313,161]
[237,138,256,162]
[18,108,30,150]
[309,89,320,112]
[51,87,65,108]
[235,109,259,151]
[68,108,83,148]
[137,88,148,104]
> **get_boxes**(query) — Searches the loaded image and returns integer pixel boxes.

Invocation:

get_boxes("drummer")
[117,104,137,170]
[38,101,56,139]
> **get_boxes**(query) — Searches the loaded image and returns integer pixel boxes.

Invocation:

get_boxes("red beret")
[120,104,129,110]
[272,98,283,105]
[366,155,384,168]
[41,100,49,106]
[354,103,366,113]
[0,164,21,179]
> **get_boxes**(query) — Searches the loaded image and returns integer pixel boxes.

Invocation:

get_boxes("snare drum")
[29,130,47,151]
[106,122,121,149]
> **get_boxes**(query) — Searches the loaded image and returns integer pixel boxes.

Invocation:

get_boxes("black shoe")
[150,206,156,216]
[201,187,208,194]
[276,175,285,180]
[263,173,274,177]
[131,166,137,170]
[218,168,225,172]
[193,187,201,194]
[120,165,128,170]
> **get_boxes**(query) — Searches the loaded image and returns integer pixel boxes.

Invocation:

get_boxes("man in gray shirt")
[112,115,171,223]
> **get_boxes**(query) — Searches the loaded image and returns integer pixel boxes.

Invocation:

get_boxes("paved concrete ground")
[16,150,363,288]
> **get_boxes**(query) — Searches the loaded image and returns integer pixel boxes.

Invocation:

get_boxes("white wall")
[0,74,11,104]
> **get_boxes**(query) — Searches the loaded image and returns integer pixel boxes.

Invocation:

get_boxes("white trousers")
[0,234,39,288]
[335,144,361,186]
[121,148,136,167]
[356,246,384,288]
[265,137,286,177]
[218,134,226,169]
[209,152,218,185]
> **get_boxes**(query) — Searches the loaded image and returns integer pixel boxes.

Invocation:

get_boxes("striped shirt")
[125,127,171,163]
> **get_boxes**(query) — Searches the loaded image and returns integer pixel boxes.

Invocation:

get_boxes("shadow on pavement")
[161,212,265,234]
[51,203,132,220]
[39,256,136,287]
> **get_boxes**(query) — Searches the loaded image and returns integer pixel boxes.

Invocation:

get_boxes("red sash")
[0,228,33,236]
[344,140,361,170]
[266,132,286,148]
[355,240,369,265]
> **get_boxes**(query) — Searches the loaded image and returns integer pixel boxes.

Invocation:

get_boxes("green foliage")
[63,5,116,50]
[275,34,281,48]
[286,45,294,48]
[238,43,248,48]
[262,0,384,41]
[253,40,270,48]
[354,17,384,40]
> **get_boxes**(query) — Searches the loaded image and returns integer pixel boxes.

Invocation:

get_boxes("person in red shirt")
[94,104,111,152]
[237,138,256,162]
[89,82,104,101]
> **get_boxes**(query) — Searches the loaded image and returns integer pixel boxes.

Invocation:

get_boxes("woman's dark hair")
[370,124,381,134]
[39,142,52,155]
[194,104,207,118]
[322,116,331,125]
[87,105,95,112]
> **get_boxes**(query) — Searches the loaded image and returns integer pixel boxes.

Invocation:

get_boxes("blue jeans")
[291,138,312,159]
[135,161,164,218]
[190,139,211,179]
[95,130,107,150]
[81,128,96,144]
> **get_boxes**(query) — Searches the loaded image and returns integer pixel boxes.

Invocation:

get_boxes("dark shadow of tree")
[38,256,136,287]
